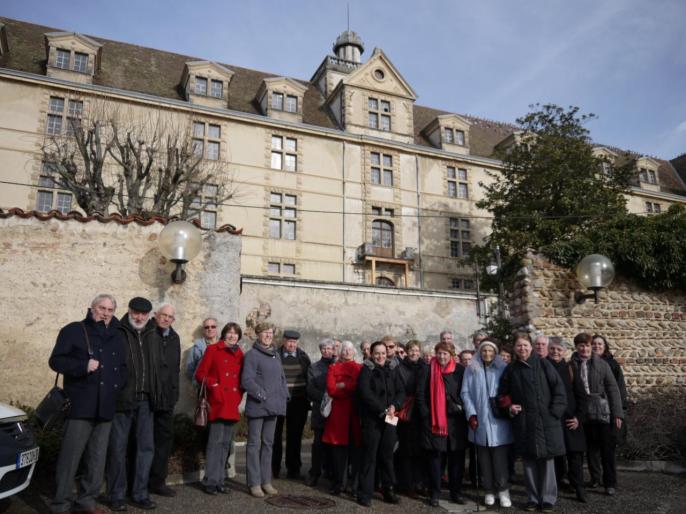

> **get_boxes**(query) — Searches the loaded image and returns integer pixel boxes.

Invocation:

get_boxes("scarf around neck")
[430,356,456,436]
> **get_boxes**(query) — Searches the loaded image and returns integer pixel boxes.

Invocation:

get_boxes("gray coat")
[241,342,289,418]
[307,357,334,430]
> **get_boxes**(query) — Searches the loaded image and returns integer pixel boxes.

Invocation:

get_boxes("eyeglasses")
[203,325,217,330]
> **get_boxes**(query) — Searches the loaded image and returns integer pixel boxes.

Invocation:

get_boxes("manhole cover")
[264,495,336,510]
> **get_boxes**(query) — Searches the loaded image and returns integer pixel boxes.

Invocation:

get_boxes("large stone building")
[1,16,685,294]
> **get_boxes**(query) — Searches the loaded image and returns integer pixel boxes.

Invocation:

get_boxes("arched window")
[372,219,394,256]
[375,276,395,287]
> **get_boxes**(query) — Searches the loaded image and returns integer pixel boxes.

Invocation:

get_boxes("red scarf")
[430,356,456,436]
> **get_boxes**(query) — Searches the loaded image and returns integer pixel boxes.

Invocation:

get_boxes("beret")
[128,297,152,313]
[283,329,301,340]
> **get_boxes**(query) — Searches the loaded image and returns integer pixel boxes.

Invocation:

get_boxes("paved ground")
[2,444,684,513]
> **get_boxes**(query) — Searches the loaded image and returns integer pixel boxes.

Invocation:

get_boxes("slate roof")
[0,16,684,197]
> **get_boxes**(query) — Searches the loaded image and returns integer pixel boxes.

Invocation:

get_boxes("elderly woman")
[498,332,566,512]
[570,333,623,497]
[588,334,628,490]
[306,338,336,487]
[417,341,468,506]
[240,322,288,498]
[323,341,362,495]
[195,322,244,495]
[461,338,513,508]
[546,338,587,502]
[395,340,428,498]
[422,344,434,365]
[356,341,405,507]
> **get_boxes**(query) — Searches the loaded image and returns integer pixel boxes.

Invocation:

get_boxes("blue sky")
[4,0,685,159]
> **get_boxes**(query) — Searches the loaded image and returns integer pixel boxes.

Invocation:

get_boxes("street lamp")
[159,221,202,284]
[574,254,615,304]
[486,245,505,317]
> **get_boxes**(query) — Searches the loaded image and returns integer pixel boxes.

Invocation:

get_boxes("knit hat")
[478,339,499,354]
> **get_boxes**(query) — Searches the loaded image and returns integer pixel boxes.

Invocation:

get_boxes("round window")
[373,69,385,80]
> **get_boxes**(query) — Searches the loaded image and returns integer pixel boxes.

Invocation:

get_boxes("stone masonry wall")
[510,254,686,396]
[0,214,241,413]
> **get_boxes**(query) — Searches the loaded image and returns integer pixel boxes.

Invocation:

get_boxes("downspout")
[342,141,346,283]
[415,154,423,288]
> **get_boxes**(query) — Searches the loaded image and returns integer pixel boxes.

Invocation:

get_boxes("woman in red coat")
[195,322,244,494]
[322,341,362,495]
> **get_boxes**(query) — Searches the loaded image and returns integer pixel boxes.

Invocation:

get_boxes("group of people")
[49,295,181,514]
[47,293,628,514]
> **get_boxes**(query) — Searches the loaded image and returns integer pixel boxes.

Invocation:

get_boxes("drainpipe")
[415,154,423,288]
[342,141,346,283]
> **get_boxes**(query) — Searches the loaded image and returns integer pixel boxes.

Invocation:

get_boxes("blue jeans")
[106,400,155,502]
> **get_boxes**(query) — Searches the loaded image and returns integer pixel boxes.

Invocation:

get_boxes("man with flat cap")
[105,297,158,511]
[272,329,311,479]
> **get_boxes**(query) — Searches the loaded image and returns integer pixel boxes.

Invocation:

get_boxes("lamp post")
[574,254,615,304]
[486,245,505,318]
[159,221,202,284]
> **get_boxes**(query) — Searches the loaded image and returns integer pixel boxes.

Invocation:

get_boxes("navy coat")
[498,353,567,460]
[49,310,127,421]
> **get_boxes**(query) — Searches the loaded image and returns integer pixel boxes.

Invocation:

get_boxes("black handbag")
[36,322,91,430]
[35,373,71,430]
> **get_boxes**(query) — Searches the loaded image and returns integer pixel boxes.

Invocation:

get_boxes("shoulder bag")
[194,378,211,427]
[320,390,333,418]
[36,322,92,430]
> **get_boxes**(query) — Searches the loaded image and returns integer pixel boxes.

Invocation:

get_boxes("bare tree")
[41,100,237,221]
[41,102,117,214]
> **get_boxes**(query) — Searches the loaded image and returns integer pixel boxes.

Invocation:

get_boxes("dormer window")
[368,97,391,131]
[257,77,307,122]
[73,52,89,73]
[639,167,657,185]
[55,48,70,69]
[182,61,234,107]
[423,114,471,155]
[195,77,208,95]
[45,32,102,84]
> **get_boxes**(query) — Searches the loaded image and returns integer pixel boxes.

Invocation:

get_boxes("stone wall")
[239,276,486,356]
[0,212,241,412]
[510,254,686,396]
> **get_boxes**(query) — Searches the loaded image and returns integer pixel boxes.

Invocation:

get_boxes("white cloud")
[675,121,686,133]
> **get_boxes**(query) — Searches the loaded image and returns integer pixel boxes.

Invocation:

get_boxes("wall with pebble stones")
[0,214,241,413]
[509,253,686,397]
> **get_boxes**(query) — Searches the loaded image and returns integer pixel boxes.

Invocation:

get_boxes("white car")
[0,403,39,500]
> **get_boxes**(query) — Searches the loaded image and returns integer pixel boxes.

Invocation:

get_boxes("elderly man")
[360,340,371,361]
[49,294,127,514]
[440,330,454,345]
[106,297,158,511]
[306,338,336,486]
[148,303,181,497]
[186,317,219,385]
[534,334,549,359]
[273,329,311,479]
[472,330,488,350]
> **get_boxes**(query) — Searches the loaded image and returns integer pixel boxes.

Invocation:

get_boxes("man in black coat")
[49,294,127,514]
[148,303,181,497]
[105,297,158,511]
[273,329,311,479]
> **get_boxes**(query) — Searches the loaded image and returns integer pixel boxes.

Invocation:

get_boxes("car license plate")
[16,447,39,469]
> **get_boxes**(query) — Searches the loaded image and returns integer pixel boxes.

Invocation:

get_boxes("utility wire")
[0,178,626,221]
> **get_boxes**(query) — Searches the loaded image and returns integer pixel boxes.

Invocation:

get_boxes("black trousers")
[476,444,510,494]
[149,410,174,489]
[309,428,327,479]
[585,423,617,487]
[358,420,396,501]
[272,397,309,476]
[428,448,465,498]
[330,444,361,491]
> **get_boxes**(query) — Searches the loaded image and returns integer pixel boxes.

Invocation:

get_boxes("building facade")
[1,17,685,293]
